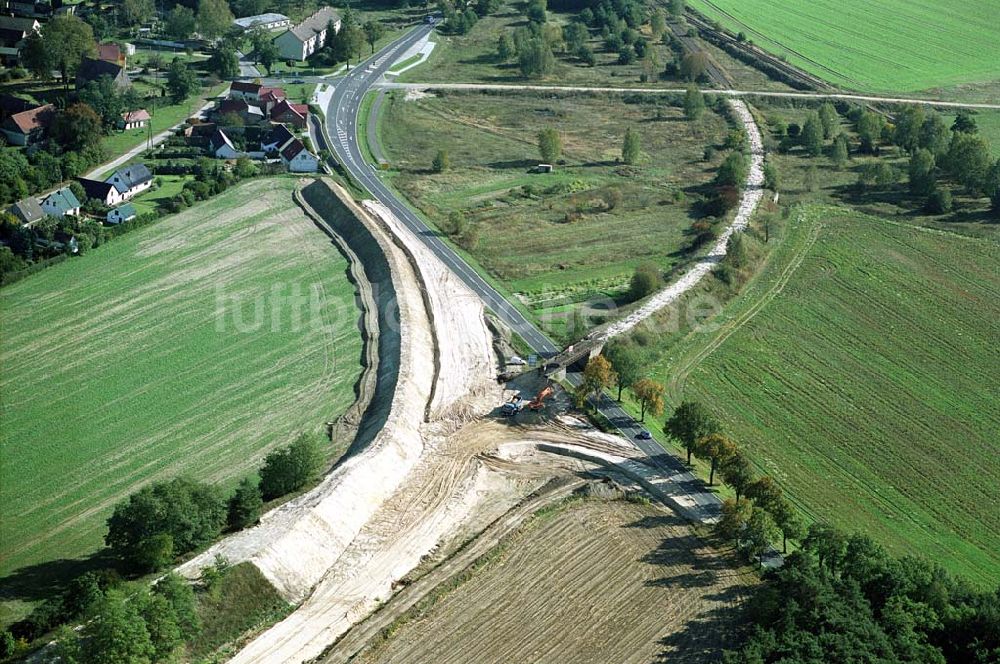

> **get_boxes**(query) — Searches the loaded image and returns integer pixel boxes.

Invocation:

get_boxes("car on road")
[292,79,305,84]
[507,355,527,366]
[635,430,652,440]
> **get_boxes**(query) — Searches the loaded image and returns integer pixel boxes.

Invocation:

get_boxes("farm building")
[0,103,53,146]
[78,178,124,207]
[75,57,129,90]
[107,203,137,224]
[120,109,150,130]
[96,42,126,67]
[233,12,289,32]
[258,87,286,113]
[41,187,81,217]
[0,16,39,65]
[273,7,340,61]
[280,138,318,172]
[216,98,265,124]
[7,197,44,226]
[105,163,153,200]
[261,123,294,152]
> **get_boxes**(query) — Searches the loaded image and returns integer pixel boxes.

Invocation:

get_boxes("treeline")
[1,433,325,655]
[724,526,1000,663]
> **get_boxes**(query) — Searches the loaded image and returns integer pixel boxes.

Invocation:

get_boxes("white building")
[273,7,340,61]
[233,13,290,32]
[280,138,319,173]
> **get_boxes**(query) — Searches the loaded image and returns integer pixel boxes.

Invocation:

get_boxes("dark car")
[292,79,305,84]
[635,430,652,440]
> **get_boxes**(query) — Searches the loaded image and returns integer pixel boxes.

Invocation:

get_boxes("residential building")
[261,123,294,153]
[280,137,318,172]
[210,128,241,159]
[257,86,286,113]
[107,203,137,224]
[75,57,129,90]
[120,109,150,130]
[270,99,308,129]
[232,12,289,32]
[41,187,81,217]
[7,197,44,226]
[0,103,54,146]
[77,178,124,206]
[229,81,263,104]
[273,7,340,61]
[0,16,39,65]
[105,163,153,200]
[96,42,126,67]
[216,98,265,124]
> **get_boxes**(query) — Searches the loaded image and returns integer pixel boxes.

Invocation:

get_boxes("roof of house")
[258,86,286,102]
[210,128,236,153]
[8,197,44,224]
[78,177,117,200]
[76,57,126,85]
[111,203,137,218]
[97,43,121,62]
[271,99,307,120]
[233,12,288,29]
[230,81,262,94]
[263,123,294,148]
[4,103,54,134]
[0,27,27,46]
[0,16,39,33]
[122,109,151,123]
[44,187,81,213]
[280,137,310,161]
[106,163,153,192]
[0,94,33,116]
[288,7,340,42]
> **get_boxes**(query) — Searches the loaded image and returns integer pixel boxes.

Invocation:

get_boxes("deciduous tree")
[800,110,824,156]
[537,127,561,163]
[197,0,234,39]
[744,507,779,566]
[518,37,555,78]
[432,149,449,172]
[51,103,103,151]
[622,126,640,164]
[692,432,736,485]
[21,15,96,90]
[665,401,719,464]
[683,85,704,121]
[944,131,991,194]
[632,378,665,422]
[166,58,199,102]
[578,354,616,401]
[719,450,754,499]
[603,343,643,401]
[165,6,197,40]
[628,263,661,301]
[716,496,751,543]
[363,20,385,54]
[679,50,707,81]
[259,432,325,500]
[227,477,263,530]
[908,148,936,196]
[770,497,805,553]
[817,101,838,139]
[81,589,154,664]
[831,132,850,168]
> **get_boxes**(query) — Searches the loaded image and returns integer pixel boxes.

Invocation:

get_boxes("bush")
[105,478,226,572]
[628,263,662,301]
[227,477,263,530]
[925,188,953,214]
[259,433,324,501]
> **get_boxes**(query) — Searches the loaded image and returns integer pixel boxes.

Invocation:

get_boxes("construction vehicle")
[527,385,554,411]
[500,393,524,416]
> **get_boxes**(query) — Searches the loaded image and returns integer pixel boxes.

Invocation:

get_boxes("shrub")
[227,477,263,530]
[628,263,661,301]
[259,433,324,501]
[925,188,953,214]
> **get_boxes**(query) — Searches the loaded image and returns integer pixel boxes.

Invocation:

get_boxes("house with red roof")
[0,103,54,146]
[270,99,309,129]
[120,109,150,130]
[97,43,126,68]
[279,137,318,172]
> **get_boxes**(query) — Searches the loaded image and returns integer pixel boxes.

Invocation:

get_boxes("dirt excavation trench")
[178,179,733,663]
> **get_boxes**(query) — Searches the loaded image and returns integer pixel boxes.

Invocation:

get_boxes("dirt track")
[351,499,749,664]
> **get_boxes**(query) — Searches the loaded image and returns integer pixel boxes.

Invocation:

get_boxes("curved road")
[320,24,727,524]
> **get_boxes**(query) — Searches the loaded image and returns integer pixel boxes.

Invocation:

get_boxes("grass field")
[628,205,1000,584]
[352,499,751,664]
[0,178,364,586]
[689,0,1000,93]
[379,89,730,341]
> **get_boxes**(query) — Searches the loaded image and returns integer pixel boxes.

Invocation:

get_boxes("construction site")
[167,178,748,663]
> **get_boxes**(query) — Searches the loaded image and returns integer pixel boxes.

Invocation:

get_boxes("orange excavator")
[527,385,554,411]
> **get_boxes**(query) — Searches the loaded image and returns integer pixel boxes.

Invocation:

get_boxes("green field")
[689,0,1000,93]
[634,205,1000,584]
[0,178,364,582]
[379,89,730,340]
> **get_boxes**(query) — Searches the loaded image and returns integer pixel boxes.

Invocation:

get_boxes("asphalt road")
[320,24,728,525]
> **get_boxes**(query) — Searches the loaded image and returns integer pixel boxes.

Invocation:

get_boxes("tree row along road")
[379,81,1000,110]
[319,25,767,528]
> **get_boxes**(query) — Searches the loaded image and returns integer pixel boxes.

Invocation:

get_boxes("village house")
[75,57,129,90]
[232,12,289,32]
[0,103,54,146]
[105,163,153,200]
[270,99,308,129]
[216,98,265,125]
[107,203,137,225]
[120,109,150,130]
[41,187,81,217]
[7,197,44,226]
[96,42,126,68]
[77,178,124,207]
[0,16,39,65]
[273,7,340,62]
[261,123,294,153]
[228,81,263,104]
[210,128,241,159]
[280,137,319,173]
[257,87,286,113]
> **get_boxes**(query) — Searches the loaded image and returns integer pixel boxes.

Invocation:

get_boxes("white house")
[78,178,124,207]
[105,163,153,200]
[210,129,242,159]
[233,12,290,32]
[280,138,319,173]
[273,7,340,61]
[107,203,137,224]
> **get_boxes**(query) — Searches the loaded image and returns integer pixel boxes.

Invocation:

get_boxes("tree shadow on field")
[0,549,120,604]
[653,600,745,664]
[486,158,537,170]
